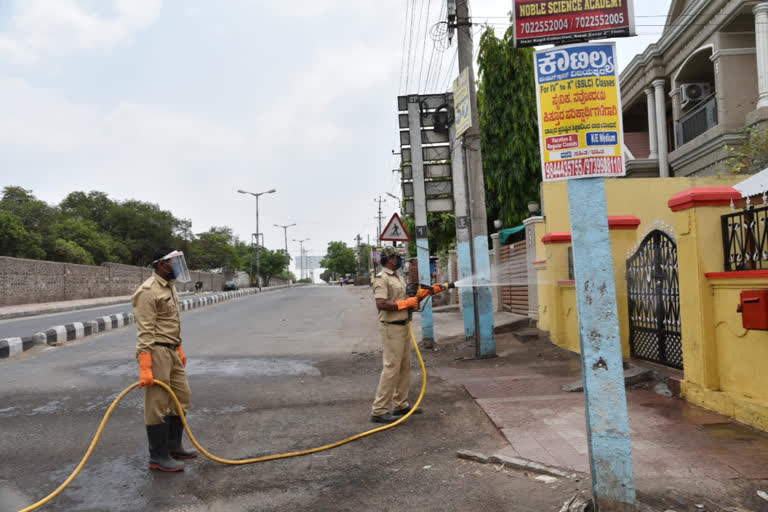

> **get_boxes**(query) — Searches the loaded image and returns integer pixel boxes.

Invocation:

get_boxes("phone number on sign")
[519,13,626,34]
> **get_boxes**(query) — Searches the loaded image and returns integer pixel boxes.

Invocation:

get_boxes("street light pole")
[293,238,309,280]
[238,188,276,289]
[274,223,296,277]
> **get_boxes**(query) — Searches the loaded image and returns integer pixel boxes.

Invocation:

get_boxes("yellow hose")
[19,322,427,512]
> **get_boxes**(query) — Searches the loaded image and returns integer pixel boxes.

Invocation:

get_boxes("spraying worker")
[132,247,197,472]
[371,246,421,423]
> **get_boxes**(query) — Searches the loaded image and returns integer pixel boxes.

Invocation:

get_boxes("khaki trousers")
[372,323,411,416]
[144,345,191,425]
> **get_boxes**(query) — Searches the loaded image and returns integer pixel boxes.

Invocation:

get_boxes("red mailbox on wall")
[737,290,768,330]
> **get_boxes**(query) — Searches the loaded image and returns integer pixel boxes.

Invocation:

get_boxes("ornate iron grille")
[626,230,683,370]
[721,204,768,271]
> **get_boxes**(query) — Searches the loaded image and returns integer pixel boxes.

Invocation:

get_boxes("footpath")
[412,306,768,512]
[0,285,300,359]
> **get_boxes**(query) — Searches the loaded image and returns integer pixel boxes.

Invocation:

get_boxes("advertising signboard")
[534,42,625,181]
[452,67,472,137]
[513,0,635,48]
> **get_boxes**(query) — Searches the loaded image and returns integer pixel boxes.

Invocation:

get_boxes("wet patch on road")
[82,358,321,378]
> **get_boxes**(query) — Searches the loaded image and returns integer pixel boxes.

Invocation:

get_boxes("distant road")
[0,303,133,339]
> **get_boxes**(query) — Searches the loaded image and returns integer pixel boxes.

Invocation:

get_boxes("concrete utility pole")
[449,123,476,339]
[274,223,296,276]
[407,95,435,343]
[456,0,495,357]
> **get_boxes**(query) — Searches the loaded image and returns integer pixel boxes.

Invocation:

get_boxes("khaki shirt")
[132,272,181,353]
[373,267,408,323]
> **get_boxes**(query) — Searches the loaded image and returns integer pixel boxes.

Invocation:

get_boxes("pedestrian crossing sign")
[380,213,410,242]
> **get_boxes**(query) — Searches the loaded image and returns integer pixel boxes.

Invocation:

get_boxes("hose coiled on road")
[18,322,428,511]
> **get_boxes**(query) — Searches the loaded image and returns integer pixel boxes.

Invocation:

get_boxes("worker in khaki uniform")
[132,247,197,472]
[370,246,424,423]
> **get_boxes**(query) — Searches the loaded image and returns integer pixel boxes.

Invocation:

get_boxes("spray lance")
[406,281,456,302]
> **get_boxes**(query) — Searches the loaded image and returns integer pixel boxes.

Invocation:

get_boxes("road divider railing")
[0,284,305,359]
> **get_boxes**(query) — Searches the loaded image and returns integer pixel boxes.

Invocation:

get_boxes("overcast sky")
[0,0,671,275]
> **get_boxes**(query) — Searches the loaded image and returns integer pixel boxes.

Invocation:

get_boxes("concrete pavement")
[424,307,768,511]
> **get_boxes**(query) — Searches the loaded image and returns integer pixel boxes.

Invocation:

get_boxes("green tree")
[187,227,239,270]
[725,126,768,175]
[258,248,290,286]
[0,210,45,259]
[0,186,60,258]
[50,238,94,265]
[60,191,115,228]
[320,241,356,278]
[105,199,189,266]
[477,25,541,228]
[403,212,456,258]
[320,269,333,283]
[50,217,121,264]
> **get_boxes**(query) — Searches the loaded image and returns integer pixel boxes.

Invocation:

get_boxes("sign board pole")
[532,41,635,508]
[568,178,636,509]
[407,96,434,343]
[449,124,476,339]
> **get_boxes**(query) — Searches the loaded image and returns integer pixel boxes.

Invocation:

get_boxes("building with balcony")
[621,0,768,178]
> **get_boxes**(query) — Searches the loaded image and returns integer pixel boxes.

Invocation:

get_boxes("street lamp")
[237,188,276,288]
[274,223,296,277]
[292,238,309,280]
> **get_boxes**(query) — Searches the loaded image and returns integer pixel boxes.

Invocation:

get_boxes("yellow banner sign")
[534,42,625,181]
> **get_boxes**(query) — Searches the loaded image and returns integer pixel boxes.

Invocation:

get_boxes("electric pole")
[456,0,495,357]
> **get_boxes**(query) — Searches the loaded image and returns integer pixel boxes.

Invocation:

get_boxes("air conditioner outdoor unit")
[680,83,713,104]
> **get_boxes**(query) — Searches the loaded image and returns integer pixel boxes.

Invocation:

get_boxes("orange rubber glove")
[396,296,420,310]
[418,284,445,299]
[176,345,187,367]
[138,352,154,387]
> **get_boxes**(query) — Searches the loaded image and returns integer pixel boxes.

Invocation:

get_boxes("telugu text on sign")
[513,0,635,48]
[534,42,625,182]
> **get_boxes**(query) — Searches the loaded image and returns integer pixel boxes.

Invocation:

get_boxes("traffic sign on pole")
[380,213,411,242]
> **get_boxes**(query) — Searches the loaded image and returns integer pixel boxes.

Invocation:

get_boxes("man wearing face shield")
[370,245,424,423]
[131,247,196,472]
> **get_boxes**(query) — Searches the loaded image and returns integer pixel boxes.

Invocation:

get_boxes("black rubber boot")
[166,415,197,459]
[146,423,185,472]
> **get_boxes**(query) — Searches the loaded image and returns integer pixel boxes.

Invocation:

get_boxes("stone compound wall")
[0,257,228,306]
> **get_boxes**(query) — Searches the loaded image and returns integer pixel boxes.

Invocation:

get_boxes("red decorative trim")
[668,187,741,212]
[533,260,547,265]
[608,215,641,230]
[706,270,768,279]
[558,280,576,286]
[542,232,572,244]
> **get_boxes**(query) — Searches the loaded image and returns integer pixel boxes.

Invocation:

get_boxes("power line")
[417,0,432,92]
[398,0,410,95]
[404,0,417,93]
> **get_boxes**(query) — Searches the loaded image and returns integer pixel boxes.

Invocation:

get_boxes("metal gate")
[626,230,683,370]
[499,240,528,315]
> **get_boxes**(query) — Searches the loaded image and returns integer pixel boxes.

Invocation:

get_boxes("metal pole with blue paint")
[533,41,635,509]
[407,96,434,343]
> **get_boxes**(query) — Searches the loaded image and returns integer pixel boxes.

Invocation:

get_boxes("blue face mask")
[395,256,403,269]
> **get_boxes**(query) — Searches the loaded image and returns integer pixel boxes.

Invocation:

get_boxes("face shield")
[155,250,191,283]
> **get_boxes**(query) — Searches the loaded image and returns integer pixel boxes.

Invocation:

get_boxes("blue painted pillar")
[567,178,636,508]
[416,240,434,341]
[472,236,495,357]
[457,241,476,338]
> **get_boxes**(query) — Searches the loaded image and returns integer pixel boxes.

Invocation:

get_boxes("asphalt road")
[0,285,581,511]
[0,303,134,340]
